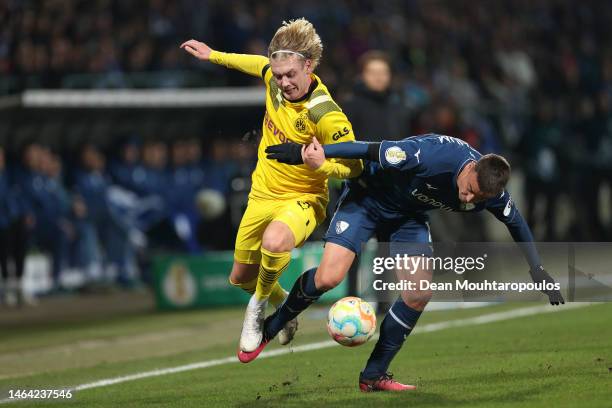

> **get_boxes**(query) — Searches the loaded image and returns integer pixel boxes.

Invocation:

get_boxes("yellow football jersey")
[209,51,363,218]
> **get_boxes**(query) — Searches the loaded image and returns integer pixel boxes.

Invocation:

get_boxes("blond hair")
[268,18,323,69]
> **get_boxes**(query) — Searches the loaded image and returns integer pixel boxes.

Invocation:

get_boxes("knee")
[400,289,432,311]
[261,233,292,253]
[314,269,343,292]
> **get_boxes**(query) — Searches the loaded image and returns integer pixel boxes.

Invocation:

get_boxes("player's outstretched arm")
[180,39,212,61]
[180,39,269,78]
[487,198,565,305]
[323,141,379,160]
[266,140,379,165]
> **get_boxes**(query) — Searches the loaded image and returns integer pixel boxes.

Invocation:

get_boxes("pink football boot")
[359,373,417,392]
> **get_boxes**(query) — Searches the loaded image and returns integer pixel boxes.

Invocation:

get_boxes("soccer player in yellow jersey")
[181,18,363,357]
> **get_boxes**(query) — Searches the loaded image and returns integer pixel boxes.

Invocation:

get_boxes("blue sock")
[264,267,324,340]
[360,298,422,380]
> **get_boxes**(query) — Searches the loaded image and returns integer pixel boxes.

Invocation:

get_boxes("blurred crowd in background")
[1,135,257,303]
[1,0,612,302]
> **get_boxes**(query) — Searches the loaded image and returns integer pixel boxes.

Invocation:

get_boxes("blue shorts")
[325,185,433,257]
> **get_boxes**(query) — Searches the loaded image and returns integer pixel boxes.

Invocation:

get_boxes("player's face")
[457,162,493,204]
[270,55,313,101]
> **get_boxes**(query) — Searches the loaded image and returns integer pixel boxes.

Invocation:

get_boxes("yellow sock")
[229,275,286,306]
[255,248,291,301]
[269,282,288,307]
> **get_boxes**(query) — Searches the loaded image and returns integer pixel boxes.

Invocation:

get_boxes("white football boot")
[273,290,298,345]
[278,316,298,345]
[240,295,267,352]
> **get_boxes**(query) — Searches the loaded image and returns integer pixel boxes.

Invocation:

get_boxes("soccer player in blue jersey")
[243,134,565,391]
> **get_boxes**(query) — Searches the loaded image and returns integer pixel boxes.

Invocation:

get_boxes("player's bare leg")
[271,242,355,332]
[229,261,290,310]
[230,261,291,351]
[229,262,259,290]
[277,242,355,345]
[239,243,355,363]
[360,258,432,392]
[314,243,356,291]
[240,221,295,352]
[261,220,300,346]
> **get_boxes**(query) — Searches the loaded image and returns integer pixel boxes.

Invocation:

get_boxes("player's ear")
[470,161,478,174]
[304,59,313,74]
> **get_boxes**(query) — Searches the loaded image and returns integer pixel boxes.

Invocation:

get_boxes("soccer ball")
[327,296,376,347]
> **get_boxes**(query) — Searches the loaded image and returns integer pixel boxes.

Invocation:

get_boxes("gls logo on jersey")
[332,127,351,141]
[335,220,350,234]
[384,146,407,164]
[297,201,311,210]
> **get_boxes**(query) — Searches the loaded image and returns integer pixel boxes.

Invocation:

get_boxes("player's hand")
[265,142,304,164]
[529,265,565,305]
[302,137,326,170]
[180,39,212,61]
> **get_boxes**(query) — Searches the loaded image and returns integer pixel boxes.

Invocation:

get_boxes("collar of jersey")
[453,158,475,194]
[283,75,319,105]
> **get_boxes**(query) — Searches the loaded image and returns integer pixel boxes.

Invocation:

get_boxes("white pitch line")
[0,302,591,404]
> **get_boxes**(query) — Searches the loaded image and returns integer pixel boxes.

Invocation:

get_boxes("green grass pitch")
[1,302,610,407]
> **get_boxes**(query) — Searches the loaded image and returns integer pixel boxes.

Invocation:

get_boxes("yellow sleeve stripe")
[267,77,282,110]
[308,99,341,124]
[306,95,332,109]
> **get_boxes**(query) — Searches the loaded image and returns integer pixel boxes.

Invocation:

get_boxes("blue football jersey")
[345,134,539,267]
[352,134,512,218]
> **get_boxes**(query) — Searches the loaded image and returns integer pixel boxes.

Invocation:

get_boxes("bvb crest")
[294,115,307,133]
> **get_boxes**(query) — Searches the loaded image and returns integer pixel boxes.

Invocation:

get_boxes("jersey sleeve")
[313,110,363,179]
[378,139,424,172]
[486,191,542,269]
[209,50,270,79]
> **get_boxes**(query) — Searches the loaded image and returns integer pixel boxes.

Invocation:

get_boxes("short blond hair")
[268,18,323,69]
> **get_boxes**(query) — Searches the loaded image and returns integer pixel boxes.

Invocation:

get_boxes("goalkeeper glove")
[265,142,304,164]
[529,265,565,305]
